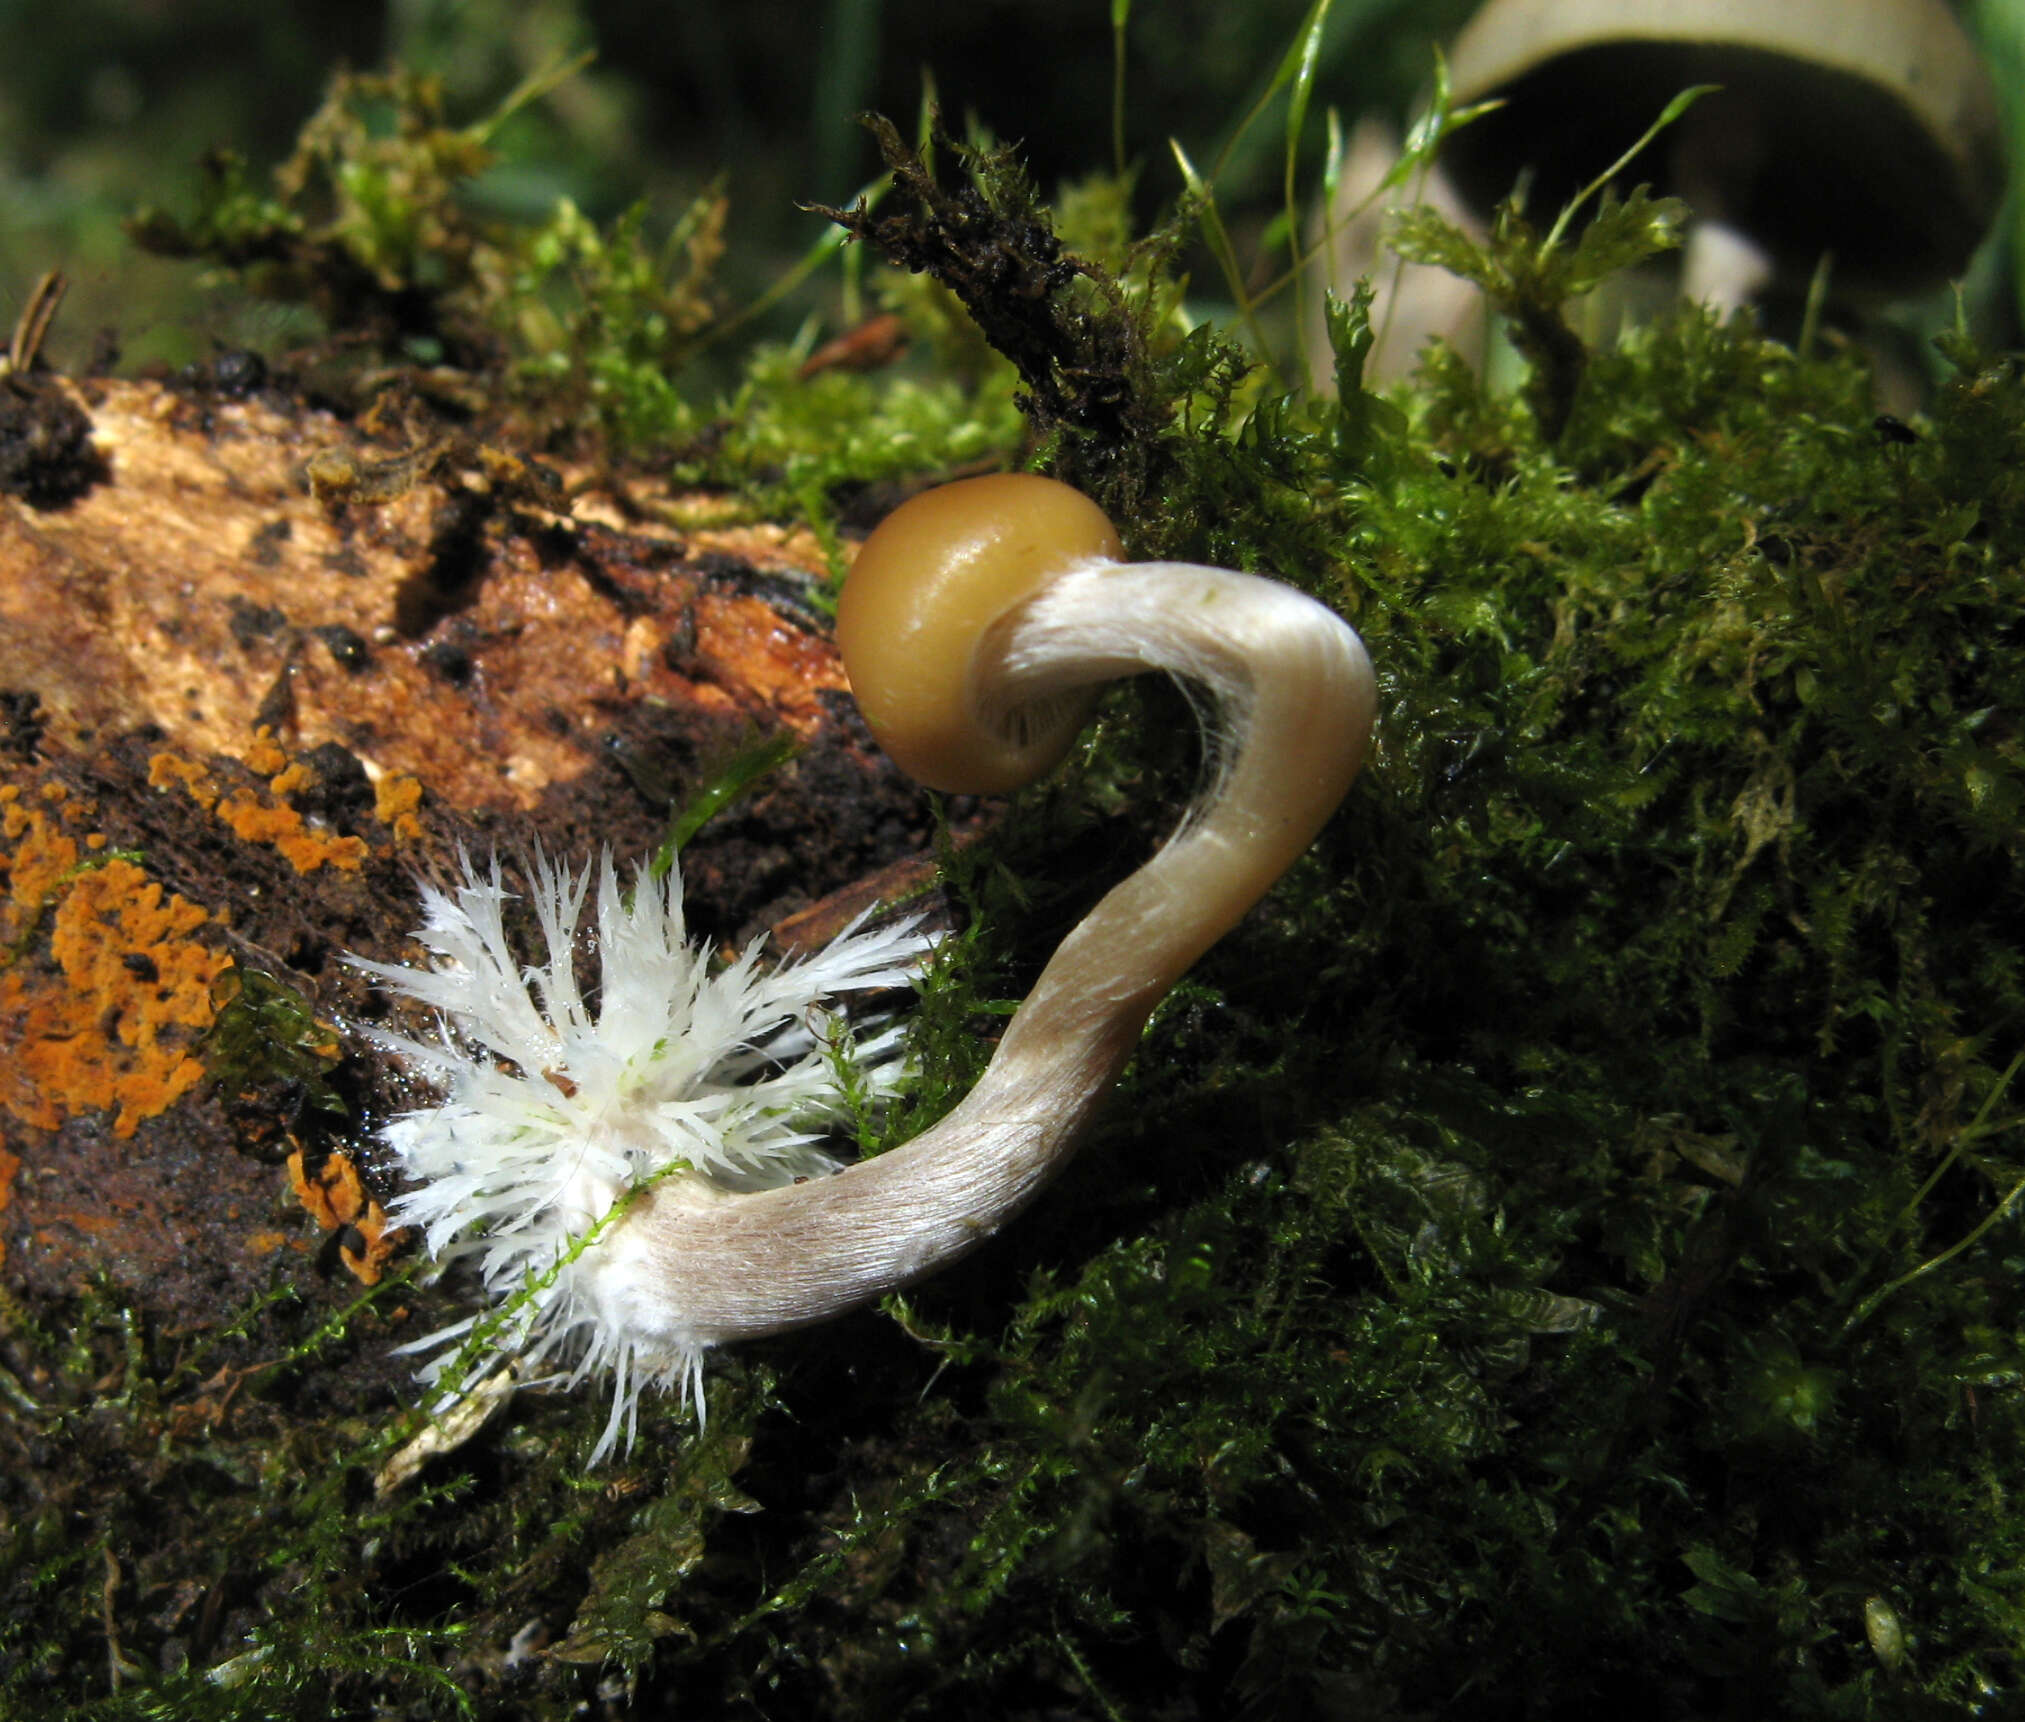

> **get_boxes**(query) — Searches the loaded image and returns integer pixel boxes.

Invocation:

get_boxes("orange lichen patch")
[215,786,369,872]
[146,751,218,809]
[1,784,82,938]
[0,858,231,1137]
[243,729,290,777]
[373,772,424,843]
[148,738,368,874]
[286,1146,405,1284]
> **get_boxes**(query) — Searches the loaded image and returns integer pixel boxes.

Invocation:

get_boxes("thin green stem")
[1542,84,1716,254]
[1840,1170,2025,1341]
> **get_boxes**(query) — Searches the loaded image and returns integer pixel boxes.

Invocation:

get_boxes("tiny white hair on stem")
[357,477,1376,1463]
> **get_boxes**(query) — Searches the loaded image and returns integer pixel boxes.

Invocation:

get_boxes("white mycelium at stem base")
[362,472,1376,1460]
[353,852,935,1460]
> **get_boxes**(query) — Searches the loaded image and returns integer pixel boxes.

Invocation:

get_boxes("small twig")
[102,1545,131,1694]
[6,270,66,377]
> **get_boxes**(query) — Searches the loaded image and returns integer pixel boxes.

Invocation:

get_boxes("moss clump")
[678,341,1024,518]
[125,61,725,450]
[810,114,1182,498]
[124,67,1036,504]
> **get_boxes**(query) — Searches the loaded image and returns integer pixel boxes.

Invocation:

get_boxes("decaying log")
[0,371,942,1341]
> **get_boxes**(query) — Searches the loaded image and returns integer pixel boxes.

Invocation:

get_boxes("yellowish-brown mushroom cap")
[838,473,1125,794]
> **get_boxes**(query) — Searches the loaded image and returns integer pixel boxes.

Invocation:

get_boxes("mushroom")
[359,473,1376,1455]
[1438,0,2006,314]
[619,472,1376,1340]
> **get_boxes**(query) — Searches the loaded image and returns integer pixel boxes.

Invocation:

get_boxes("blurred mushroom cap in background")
[1306,0,2007,397]
[1441,0,2005,306]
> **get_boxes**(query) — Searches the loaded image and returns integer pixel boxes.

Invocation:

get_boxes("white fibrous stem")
[611,559,1375,1344]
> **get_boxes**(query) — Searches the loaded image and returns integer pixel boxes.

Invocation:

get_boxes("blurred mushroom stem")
[1302,117,1488,392]
[1678,217,1775,316]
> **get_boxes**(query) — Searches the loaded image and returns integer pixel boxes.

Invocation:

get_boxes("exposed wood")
[0,372,945,1335]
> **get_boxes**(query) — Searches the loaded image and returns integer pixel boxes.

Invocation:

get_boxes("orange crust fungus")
[372,770,425,843]
[0,849,231,1139]
[147,729,373,874]
[286,1146,405,1285]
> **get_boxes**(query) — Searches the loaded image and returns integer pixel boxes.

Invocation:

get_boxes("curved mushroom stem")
[599,557,1376,1350]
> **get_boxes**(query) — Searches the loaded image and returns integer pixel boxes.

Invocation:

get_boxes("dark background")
[0,0,1480,368]
[0,0,2013,384]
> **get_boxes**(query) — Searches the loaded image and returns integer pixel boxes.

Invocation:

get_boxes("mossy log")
[0,366,942,1543]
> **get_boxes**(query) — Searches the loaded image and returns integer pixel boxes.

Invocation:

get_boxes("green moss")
[202,967,348,1148]
[125,60,721,449]
[676,340,1024,524]
[657,141,2025,1715]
